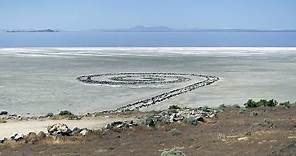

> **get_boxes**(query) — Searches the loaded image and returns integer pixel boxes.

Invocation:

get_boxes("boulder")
[0,111,8,115]
[11,133,24,141]
[71,127,82,135]
[25,132,38,144]
[80,129,90,136]
[169,113,184,123]
[37,131,46,139]
[0,137,6,144]
[105,121,137,130]
[46,113,54,117]
[47,123,72,136]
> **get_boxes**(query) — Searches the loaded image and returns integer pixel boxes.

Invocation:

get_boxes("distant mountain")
[101,26,174,32]
[3,27,296,33]
[98,26,296,32]
[6,29,59,33]
[193,28,296,32]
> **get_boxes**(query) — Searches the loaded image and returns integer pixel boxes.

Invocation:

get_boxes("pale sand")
[0,117,134,139]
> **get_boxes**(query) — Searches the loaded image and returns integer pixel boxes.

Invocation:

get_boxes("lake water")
[1,31,296,47]
[0,47,296,115]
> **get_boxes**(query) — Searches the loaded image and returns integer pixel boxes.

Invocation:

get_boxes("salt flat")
[0,47,296,115]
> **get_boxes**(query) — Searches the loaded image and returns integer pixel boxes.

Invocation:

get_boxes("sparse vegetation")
[184,116,199,125]
[161,148,186,156]
[0,118,7,123]
[244,99,278,108]
[239,107,247,113]
[144,115,157,127]
[2,99,296,155]
[49,110,78,120]
[169,128,182,136]
[58,110,73,116]
[279,101,291,108]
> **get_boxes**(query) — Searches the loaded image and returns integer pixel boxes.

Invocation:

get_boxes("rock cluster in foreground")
[0,106,218,144]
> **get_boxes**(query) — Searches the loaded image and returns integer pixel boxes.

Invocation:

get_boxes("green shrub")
[244,99,259,108]
[50,110,77,120]
[264,99,278,107]
[59,110,73,116]
[144,115,157,127]
[257,99,268,107]
[244,99,278,108]
[279,101,291,108]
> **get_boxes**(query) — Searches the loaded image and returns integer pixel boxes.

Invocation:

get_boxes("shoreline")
[0,104,217,140]
[1,47,296,58]
[0,99,294,140]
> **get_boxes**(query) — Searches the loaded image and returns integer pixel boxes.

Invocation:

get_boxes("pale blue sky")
[1,0,296,30]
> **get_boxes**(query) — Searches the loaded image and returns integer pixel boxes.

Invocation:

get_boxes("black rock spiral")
[77,73,220,113]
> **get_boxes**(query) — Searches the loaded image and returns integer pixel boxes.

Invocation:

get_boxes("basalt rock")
[71,127,82,135]
[47,123,72,136]
[46,113,54,117]
[105,121,137,130]
[37,131,46,139]
[141,106,215,127]
[0,111,8,115]
[0,137,7,144]
[11,133,24,141]
[80,128,91,136]
[25,132,39,144]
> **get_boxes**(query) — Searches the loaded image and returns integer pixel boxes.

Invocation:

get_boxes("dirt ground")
[1,106,296,156]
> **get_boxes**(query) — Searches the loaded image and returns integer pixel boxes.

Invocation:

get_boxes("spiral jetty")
[77,73,220,113]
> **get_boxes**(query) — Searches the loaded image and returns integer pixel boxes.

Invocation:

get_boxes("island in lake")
[6,29,59,33]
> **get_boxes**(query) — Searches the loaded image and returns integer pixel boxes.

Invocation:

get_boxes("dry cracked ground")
[1,106,296,156]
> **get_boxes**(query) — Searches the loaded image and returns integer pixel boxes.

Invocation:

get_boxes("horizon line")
[2,26,296,32]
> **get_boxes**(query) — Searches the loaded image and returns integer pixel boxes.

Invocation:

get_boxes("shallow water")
[1,31,296,47]
[0,48,296,115]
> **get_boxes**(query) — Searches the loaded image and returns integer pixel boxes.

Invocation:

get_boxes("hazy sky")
[1,0,296,30]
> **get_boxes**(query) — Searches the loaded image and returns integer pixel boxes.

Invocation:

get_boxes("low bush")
[244,99,259,108]
[244,99,278,108]
[50,110,77,120]
[58,110,73,116]
[279,101,291,108]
